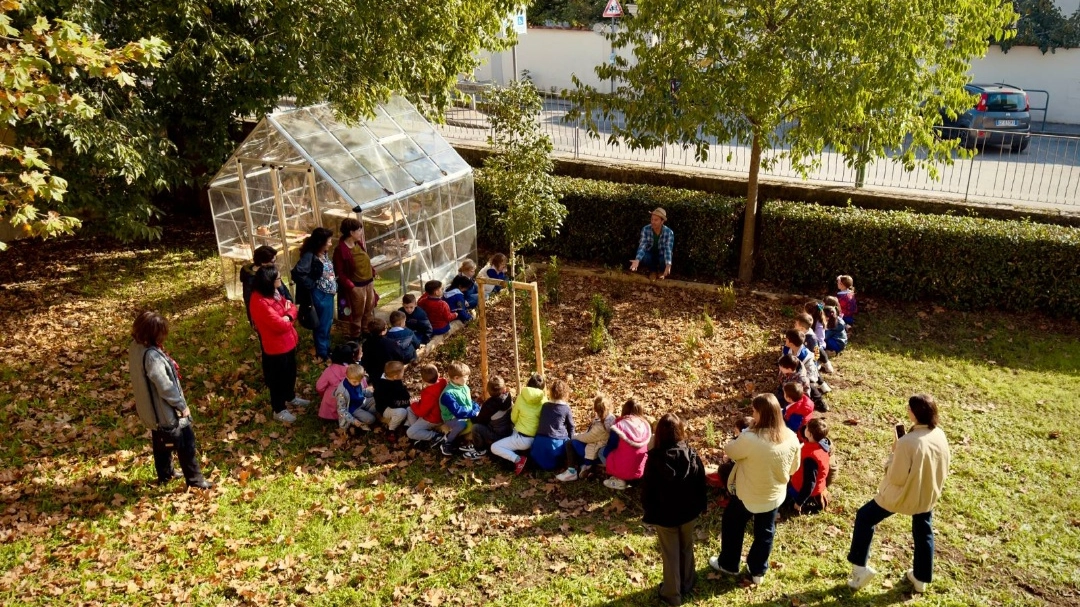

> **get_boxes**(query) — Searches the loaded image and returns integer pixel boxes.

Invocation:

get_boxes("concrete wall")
[472,28,1080,126]
[969,46,1080,126]
[474,27,633,92]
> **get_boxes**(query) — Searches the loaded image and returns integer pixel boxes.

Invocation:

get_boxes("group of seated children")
[412,254,511,337]
[315,353,660,491]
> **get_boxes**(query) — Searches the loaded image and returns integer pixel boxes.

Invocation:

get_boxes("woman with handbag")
[250,265,309,423]
[292,227,337,362]
[128,311,213,489]
[709,393,801,585]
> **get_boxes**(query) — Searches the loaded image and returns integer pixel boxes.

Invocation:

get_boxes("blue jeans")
[717,496,778,577]
[311,289,336,359]
[848,499,935,583]
[638,249,666,273]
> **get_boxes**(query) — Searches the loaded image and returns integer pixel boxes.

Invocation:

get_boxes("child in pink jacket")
[602,399,653,490]
[317,342,364,422]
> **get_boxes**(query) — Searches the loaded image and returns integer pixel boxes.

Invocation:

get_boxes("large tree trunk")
[738,131,763,283]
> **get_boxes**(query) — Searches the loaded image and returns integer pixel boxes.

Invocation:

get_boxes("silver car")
[940,83,1031,152]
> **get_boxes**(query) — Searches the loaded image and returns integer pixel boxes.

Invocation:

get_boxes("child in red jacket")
[405,363,447,448]
[782,382,815,438]
[417,280,457,336]
[787,418,831,514]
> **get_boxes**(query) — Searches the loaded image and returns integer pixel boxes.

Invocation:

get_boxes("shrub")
[587,323,611,354]
[701,310,717,339]
[442,334,468,362]
[757,202,1080,318]
[545,255,561,305]
[591,294,613,329]
[475,172,743,278]
[716,282,737,313]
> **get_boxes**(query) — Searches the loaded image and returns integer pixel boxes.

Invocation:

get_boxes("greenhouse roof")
[208,96,471,211]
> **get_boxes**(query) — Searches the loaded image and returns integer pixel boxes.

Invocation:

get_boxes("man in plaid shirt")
[630,207,674,279]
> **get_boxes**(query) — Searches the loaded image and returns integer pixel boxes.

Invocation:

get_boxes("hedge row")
[474,171,744,279]
[474,172,1080,317]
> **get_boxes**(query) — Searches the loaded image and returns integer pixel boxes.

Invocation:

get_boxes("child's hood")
[613,415,652,448]
[516,386,545,409]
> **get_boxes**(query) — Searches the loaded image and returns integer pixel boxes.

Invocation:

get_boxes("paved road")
[440,102,1080,211]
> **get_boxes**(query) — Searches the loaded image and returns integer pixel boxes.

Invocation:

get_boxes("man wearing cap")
[630,207,674,279]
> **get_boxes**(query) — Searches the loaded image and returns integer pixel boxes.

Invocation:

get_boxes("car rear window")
[984,93,1025,111]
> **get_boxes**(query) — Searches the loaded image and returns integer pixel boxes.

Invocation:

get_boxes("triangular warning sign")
[602,0,623,18]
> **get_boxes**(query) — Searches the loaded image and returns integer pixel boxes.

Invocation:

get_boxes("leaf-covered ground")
[1,224,1079,606]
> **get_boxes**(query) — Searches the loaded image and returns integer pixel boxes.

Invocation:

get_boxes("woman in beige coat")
[847,394,951,593]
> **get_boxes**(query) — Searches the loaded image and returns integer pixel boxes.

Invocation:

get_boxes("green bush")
[475,172,743,279]
[757,202,1080,317]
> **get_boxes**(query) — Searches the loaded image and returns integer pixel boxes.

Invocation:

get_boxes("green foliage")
[586,322,611,354]
[528,0,608,28]
[15,0,517,240]
[590,293,613,329]
[999,0,1080,52]
[475,174,743,278]
[757,202,1080,318]
[701,310,716,339]
[544,255,561,305]
[479,80,565,274]
[704,419,717,449]
[0,0,168,247]
[683,330,700,354]
[716,283,737,313]
[442,334,469,362]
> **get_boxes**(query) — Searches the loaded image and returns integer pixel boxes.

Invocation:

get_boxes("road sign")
[602,0,623,18]
[513,7,527,34]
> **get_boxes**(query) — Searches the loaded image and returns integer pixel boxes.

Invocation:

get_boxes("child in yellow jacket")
[490,373,546,475]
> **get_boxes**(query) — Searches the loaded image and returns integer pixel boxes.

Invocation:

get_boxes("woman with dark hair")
[709,393,800,585]
[846,394,951,594]
[249,265,307,423]
[642,413,707,606]
[333,218,376,339]
[292,227,337,361]
[128,311,212,489]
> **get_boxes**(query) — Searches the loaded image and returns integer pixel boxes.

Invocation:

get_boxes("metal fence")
[438,93,1080,210]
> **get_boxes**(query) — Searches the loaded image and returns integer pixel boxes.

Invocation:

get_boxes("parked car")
[939,83,1031,152]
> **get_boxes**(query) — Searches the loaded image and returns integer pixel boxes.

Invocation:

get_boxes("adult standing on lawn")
[709,393,800,585]
[629,207,673,279]
[846,394,951,594]
[292,227,337,362]
[333,218,376,339]
[250,266,309,423]
[128,311,213,489]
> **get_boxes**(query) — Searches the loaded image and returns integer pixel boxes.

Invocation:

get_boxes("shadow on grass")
[588,578,913,607]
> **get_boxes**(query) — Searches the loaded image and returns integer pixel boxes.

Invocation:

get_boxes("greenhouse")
[207,97,476,303]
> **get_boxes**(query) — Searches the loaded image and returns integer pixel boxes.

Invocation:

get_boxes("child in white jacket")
[557,395,617,482]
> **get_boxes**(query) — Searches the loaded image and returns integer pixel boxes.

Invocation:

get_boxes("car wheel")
[1011,138,1029,153]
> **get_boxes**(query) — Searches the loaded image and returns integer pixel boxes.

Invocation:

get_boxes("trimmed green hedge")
[758,202,1080,316]
[474,172,1080,317]
[475,171,743,279]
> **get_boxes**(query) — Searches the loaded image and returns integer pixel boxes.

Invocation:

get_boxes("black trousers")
[262,348,297,412]
[151,425,204,484]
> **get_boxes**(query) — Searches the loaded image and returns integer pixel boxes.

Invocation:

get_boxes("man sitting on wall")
[629,207,674,279]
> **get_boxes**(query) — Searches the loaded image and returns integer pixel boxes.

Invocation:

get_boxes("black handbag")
[298,303,319,330]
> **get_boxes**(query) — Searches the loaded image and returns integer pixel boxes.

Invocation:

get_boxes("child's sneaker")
[274,410,297,423]
[707,556,738,576]
[289,397,311,407]
[751,575,764,585]
[819,381,832,394]
[556,468,579,482]
[847,565,877,590]
[428,435,446,450]
[821,361,836,374]
[439,443,455,456]
[603,477,628,490]
[462,447,486,461]
[513,455,528,475]
[905,569,927,593]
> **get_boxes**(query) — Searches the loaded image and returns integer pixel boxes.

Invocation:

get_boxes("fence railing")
[439,92,1080,209]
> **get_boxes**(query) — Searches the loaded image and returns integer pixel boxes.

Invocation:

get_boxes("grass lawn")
[1,225,1078,607]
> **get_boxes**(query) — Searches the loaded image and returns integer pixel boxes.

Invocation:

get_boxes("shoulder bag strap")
[143,348,164,428]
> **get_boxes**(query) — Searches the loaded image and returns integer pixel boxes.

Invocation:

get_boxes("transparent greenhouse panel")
[295,130,347,160]
[210,187,249,301]
[455,227,477,266]
[383,137,425,164]
[334,127,376,153]
[432,149,471,175]
[452,200,476,236]
[412,131,452,156]
[340,174,387,209]
[371,166,419,194]
[403,157,444,184]
[272,109,324,139]
[319,153,367,185]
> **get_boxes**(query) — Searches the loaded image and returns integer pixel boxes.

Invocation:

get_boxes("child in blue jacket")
[439,362,481,458]
[400,294,433,344]
[386,310,421,363]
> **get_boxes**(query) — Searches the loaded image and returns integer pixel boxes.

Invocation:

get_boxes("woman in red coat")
[249,266,308,423]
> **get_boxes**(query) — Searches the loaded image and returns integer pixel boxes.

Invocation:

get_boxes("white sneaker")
[556,468,579,482]
[751,575,764,585]
[819,381,832,394]
[847,565,877,590]
[905,569,927,593]
[274,410,297,423]
[603,477,627,490]
[708,556,738,576]
[821,361,836,374]
[289,397,310,407]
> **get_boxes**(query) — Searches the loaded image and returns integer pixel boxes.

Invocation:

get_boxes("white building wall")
[473,27,633,93]
[968,46,1080,125]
